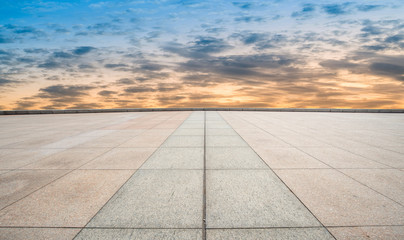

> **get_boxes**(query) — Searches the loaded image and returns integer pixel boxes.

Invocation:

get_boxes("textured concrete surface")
[0,111,403,239]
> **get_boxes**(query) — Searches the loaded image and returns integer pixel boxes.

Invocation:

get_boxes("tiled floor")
[0,111,403,239]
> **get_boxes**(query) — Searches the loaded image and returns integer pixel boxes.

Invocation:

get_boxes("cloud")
[291,4,316,19]
[319,60,359,69]
[163,36,233,59]
[232,2,252,9]
[0,78,13,86]
[124,86,157,93]
[14,99,38,110]
[70,103,103,109]
[73,46,96,55]
[24,48,48,54]
[16,57,35,63]
[0,35,13,43]
[233,32,287,49]
[38,61,62,69]
[116,78,136,85]
[98,90,117,96]
[356,5,385,12]
[38,84,95,98]
[78,64,95,69]
[234,16,264,23]
[360,25,384,36]
[385,34,403,43]
[322,3,352,16]
[104,63,129,68]
[53,51,75,59]
[370,62,404,81]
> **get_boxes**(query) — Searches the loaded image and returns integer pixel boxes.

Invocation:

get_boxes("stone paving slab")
[80,148,155,169]
[0,228,80,240]
[253,147,328,169]
[206,147,267,169]
[75,229,202,240]
[206,228,334,240]
[340,169,404,205]
[0,170,134,227]
[327,226,404,240]
[141,147,203,169]
[22,148,110,169]
[161,136,204,147]
[274,169,404,226]
[87,170,203,228]
[206,169,322,228]
[0,169,68,209]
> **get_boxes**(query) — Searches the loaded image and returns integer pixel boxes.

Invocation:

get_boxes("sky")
[0,0,403,110]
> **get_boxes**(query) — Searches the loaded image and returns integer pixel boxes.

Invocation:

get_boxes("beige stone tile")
[120,135,169,148]
[340,169,404,205]
[254,147,329,169]
[0,170,68,209]
[0,149,63,170]
[328,226,404,240]
[76,228,202,240]
[81,148,156,169]
[207,228,334,240]
[75,135,133,148]
[0,228,80,240]
[275,169,404,226]
[0,149,22,158]
[347,148,404,168]
[300,147,388,168]
[239,134,291,148]
[0,170,133,227]
[21,148,110,169]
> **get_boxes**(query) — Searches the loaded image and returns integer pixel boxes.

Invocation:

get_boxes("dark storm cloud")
[370,62,404,81]
[322,3,352,16]
[291,4,316,19]
[73,46,96,55]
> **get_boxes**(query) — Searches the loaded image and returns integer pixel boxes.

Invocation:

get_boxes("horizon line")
[1,107,404,115]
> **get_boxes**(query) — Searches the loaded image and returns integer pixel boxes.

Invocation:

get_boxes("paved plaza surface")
[0,111,403,240]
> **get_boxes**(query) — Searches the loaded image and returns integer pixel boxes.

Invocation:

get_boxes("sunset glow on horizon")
[1,0,404,110]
